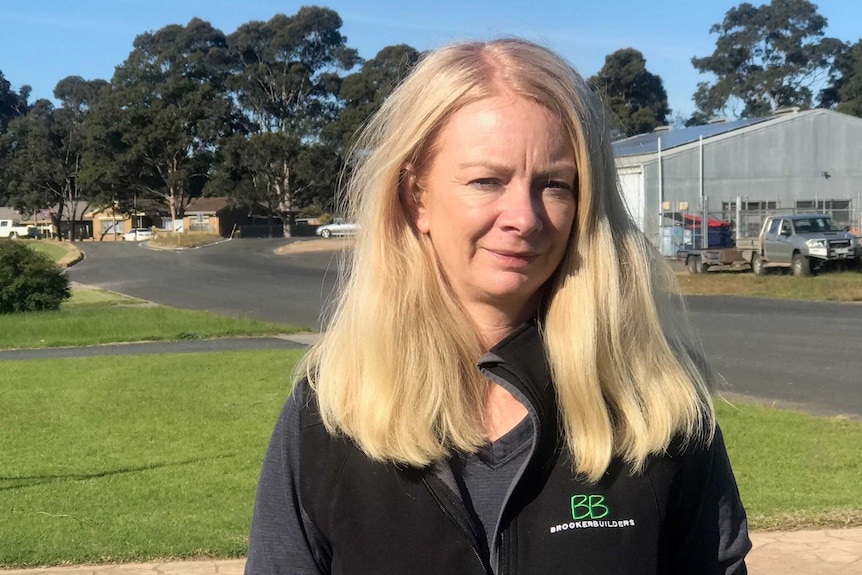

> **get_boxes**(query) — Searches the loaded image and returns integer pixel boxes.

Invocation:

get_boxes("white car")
[315,221,358,238]
[123,228,154,241]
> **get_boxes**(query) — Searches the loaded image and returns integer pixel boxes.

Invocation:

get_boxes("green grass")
[677,269,862,301]
[1,349,859,566]
[0,288,308,349]
[1,349,304,567]
[717,399,862,530]
[64,286,144,307]
[25,241,68,262]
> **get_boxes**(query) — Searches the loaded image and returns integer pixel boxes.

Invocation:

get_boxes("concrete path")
[2,528,861,574]
[0,334,318,360]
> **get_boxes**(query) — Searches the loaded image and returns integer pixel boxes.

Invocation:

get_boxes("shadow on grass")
[0,453,234,491]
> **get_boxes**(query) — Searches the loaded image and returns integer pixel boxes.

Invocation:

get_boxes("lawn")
[0,287,308,349]
[676,269,862,301]
[1,349,860,566]
[24,240,68,262]
[717,399,862,530]
[2,349,304,566]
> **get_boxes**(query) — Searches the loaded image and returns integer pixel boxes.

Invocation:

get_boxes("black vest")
[299,323,740,574]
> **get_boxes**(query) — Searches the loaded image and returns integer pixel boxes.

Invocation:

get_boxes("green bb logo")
[571,494,609,520]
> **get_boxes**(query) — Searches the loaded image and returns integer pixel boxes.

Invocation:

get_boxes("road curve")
[66,240,862,418]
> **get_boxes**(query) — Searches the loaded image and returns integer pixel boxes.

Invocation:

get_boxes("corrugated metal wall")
[617,110,862,247]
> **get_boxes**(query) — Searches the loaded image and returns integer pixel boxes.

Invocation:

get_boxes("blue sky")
[1,0,860,120]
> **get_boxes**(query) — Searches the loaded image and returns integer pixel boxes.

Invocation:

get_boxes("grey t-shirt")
[452,416,532,557]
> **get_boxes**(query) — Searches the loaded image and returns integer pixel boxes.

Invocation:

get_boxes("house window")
[189,214,212,232]
[100,219,123,234]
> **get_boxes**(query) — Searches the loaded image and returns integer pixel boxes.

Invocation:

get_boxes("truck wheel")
[751,254,765,276]
[792,253,811,277]
[8,232,17,239]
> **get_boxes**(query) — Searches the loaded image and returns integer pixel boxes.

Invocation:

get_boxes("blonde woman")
[246,38,750,575]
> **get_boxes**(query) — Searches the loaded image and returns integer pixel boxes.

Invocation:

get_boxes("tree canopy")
[820,39,862,118]
[589,48,670,136]
[5,2,862,236]
[215,7,361,232]
[690,0,845,122]
[0,75,106,239]
[82,18,236,226]
[0,71,30,133]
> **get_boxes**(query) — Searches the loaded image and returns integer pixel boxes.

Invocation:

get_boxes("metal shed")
[613,109,862,255]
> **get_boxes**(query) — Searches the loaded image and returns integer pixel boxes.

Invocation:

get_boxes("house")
[86,199,165,240]
[613,108,862,255]
[182,197,251,237]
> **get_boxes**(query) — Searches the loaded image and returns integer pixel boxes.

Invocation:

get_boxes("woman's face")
[414,94,578,322]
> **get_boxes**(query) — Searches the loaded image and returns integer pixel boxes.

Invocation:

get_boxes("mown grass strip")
[716,398,862,531]
[1,349,859,566]
[0,288,307,349]
[676,269,862,301]
[1,349,303,567]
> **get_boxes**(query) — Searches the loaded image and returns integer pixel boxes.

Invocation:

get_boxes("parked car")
[123,228,154,241]
[315,221,359,238]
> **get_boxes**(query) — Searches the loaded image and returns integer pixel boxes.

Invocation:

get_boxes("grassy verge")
[717,399,862,530]
[676,269,862,301]
[1,349,303,567]
[1,349,859,566]
[150,231,223,248]
[0,287,308,349]
[25,241,68,261]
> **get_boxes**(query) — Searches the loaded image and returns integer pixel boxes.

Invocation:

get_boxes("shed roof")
[613,116,771,157]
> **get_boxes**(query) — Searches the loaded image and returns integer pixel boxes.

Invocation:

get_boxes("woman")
[246,38,750,574]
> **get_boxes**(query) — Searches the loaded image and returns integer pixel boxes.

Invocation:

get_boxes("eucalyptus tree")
[0,71,31,206]
[820,39,862,118]
[0,77,105,240]
[82,18,236,225]
[325,43,420,151]
[0,70,30,133]
[222,6,359,233]
[690,0,845,121]
[588,48,670,137]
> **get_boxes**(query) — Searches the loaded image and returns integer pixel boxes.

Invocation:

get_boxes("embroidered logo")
[571,494,608,520]
[548,494,636,534]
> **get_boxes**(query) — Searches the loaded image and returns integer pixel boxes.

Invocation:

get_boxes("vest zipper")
[421,476,491,575]
[497,528,510,575]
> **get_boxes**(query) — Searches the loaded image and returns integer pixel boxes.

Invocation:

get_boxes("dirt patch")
[275,238,354,255]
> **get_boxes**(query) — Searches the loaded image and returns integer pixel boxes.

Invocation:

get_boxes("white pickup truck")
[0,219,39,239]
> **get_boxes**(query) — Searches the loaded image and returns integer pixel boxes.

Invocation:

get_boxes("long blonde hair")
[303,38,714,482]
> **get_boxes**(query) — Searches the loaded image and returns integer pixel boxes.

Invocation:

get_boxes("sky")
[1,0,861,120]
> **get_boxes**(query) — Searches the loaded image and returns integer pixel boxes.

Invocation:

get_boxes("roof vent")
[653,125,671,132]
[774,106,800,115]
[707,116,728,124]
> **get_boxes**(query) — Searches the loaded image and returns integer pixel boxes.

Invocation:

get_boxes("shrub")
[0,241,71,313]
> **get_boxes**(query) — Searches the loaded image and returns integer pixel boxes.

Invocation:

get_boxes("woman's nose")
[498,182,544,235]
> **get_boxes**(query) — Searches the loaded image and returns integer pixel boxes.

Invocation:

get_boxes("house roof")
[0,206,24,220]
[613,116,772,158]
[185,196,232,214]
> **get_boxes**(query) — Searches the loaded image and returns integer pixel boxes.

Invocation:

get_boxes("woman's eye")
[544,181,573,194]
[470,178,501,189]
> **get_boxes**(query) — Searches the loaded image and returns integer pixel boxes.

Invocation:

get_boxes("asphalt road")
[67,238,341,329]
[65,239,862,418]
